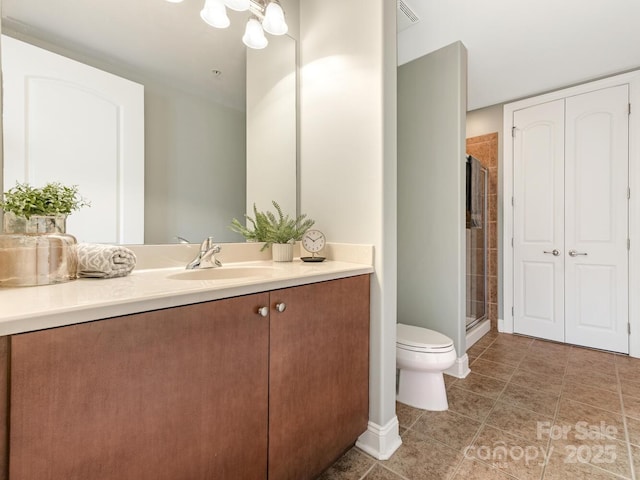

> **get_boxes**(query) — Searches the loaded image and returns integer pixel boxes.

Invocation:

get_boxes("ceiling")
[4,0,640,113]
[397,0,640,110]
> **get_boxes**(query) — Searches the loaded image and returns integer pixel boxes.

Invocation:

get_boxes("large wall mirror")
[0,0,298,244]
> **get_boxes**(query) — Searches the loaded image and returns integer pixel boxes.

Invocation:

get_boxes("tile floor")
[319,331,640,480]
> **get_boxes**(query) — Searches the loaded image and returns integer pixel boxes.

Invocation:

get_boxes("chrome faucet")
[186,237,222,269]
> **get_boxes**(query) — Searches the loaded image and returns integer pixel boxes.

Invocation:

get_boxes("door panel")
[565,85,629,353]
[513,99,565,341]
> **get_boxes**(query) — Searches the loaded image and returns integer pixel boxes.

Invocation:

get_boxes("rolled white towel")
[77,243,137,279]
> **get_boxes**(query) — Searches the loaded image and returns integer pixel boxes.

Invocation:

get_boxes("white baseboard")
[444,353,470,379]
[356,417,402,460]
[465,319,491,348]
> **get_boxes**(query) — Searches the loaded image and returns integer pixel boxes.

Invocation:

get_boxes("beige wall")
[299,0,400,458]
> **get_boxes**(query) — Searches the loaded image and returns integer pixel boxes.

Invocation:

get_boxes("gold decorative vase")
[0,213,78,287]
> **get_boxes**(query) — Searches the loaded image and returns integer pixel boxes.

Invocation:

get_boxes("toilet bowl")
[396,323,457,411]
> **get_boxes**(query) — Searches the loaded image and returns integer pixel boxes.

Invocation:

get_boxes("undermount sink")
[167,266,276,281]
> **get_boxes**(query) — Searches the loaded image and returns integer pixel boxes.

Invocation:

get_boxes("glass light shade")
[223,0,250,11]
[165,0,185,3]
[242,17,268,49]
[200,0,230,28]
[262,1,288,36]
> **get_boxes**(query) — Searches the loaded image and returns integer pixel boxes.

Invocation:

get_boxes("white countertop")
[0,243,374,336]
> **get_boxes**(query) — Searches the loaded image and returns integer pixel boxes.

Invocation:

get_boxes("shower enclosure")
[466,155,488,331]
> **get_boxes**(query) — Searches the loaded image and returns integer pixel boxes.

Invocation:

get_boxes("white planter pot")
[271,243,294,262]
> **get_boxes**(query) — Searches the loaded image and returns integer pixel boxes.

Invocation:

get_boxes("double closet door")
[513,85,630,353]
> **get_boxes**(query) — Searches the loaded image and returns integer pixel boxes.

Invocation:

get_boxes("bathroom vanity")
[0,245,373,480]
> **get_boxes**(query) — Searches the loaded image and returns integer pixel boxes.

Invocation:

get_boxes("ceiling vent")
[397,0,420,32]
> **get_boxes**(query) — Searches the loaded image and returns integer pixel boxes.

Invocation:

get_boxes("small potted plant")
[0,182,90,287]
[229,201,314,262]
[1,182,90,234]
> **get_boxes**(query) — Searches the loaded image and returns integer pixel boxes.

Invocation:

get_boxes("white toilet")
[396,323,457,411]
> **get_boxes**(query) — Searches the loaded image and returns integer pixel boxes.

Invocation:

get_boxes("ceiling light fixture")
[168,0,288,50]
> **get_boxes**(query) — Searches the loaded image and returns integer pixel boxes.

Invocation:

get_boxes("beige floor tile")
[467,344,489,358]
[453,372,507,399]
[564,365,619,392]
[548,435,631,479]
[317,448,376,480]
[452,458,517,480]
[631,444,640,478]
[555,398,625,442]
[485,401,554,444]
[471,425,546,480]
[622,394,640,420]
[395,401,424,429]
[625,415,640,446]
[446,385,497,422]
[411,409,481,451]
[444,373,458,388]
[542,449,626,480]
[528,340,572,358]
[362,464,405,480]
[518,356,567,377]
[620,380,640,399]
[491,334,535,348]
[381,429,463,480]
[469,358,517,382]
[479,344,527,366]
[510,367,564,395]
[569,346,616,364]
[500,382,560,417]
[562,382,622,413]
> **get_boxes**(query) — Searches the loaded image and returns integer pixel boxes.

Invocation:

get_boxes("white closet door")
[513,100,565,342]
[564,85,629,353]
[2,35,144,244]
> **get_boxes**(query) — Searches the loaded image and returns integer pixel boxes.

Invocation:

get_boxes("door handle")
[568,250,588,257]
[543,249,560,256]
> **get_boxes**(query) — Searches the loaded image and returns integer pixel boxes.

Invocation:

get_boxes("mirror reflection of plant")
[1,182,90,219]
[230,200,315,250]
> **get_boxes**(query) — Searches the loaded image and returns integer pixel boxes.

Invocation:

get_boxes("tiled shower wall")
[466,133,498,330]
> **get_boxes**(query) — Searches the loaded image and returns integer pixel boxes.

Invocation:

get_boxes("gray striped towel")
[77,243,137,278]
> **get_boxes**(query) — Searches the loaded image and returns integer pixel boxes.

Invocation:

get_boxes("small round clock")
[301,229,326,262]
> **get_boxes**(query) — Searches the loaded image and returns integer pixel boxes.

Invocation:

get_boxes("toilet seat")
[396,323,454,353]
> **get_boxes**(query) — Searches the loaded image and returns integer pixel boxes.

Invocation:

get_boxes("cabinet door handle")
[257,306,269,317]
[568,250,588,257]
[275,303,287,313]
[543,249,560,256]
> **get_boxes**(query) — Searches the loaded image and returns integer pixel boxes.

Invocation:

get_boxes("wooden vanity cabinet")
[269,274,370,480]
[9,293,270,480]
[5,275,370,480]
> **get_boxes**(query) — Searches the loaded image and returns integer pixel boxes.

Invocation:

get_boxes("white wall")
[144,83,245,244]
[299,0,400,460]
[397,42,468,361]
[246,0,299,217]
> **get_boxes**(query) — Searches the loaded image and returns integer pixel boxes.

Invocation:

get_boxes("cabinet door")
[269,275,370,480]
[10,294,270,480]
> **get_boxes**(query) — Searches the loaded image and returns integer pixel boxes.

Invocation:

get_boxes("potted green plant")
[0,182,90,287]
[229,201,315,261]
[1,182,90,234]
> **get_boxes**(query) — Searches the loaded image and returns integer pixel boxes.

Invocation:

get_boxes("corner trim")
[444,353,470,378]
[355,417,402,460]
